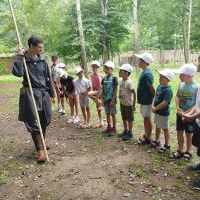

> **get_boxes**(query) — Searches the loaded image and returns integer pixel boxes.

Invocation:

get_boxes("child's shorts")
[176,114,194,133]
[104,102,117,115]
[79,95,89,107]
[120,104,134,122]
[154,114,169,129]
[140,104,151,118]
[192,122,200,148]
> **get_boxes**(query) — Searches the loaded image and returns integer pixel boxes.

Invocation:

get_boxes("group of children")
[50,53,200,185]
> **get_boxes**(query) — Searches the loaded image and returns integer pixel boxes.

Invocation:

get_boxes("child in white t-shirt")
[75,67,91,128]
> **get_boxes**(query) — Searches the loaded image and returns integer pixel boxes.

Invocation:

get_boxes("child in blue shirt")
[173,64,198,161]
[135,52,155,144]
[101,61,118,136]
[151,69,174,152]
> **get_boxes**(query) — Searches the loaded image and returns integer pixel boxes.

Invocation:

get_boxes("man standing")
[12,35,55,163]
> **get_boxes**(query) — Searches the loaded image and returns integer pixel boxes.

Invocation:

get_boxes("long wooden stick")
[8,0,49,162]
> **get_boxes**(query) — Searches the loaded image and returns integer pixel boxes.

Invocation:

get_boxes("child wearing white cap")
[88,61,104,128]
[58,68,79,123]
[54,67,67,115]
[151,69,174,152]
[135,52,155,144]
[101,61,118,136]
[118,64,136,140]
[173,64,198,161]
[75,67,91,128]
[182,87,200,189]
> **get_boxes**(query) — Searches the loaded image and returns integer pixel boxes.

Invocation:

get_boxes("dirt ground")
[0,82,200,200]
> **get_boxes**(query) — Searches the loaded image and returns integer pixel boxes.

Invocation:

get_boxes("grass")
[0,160,23,184]
[0,74,21,83]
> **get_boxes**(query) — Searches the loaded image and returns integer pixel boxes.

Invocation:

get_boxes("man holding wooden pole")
[12,35,55,163]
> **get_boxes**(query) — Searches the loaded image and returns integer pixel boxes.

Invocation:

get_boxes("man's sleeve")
[12,55,24,77]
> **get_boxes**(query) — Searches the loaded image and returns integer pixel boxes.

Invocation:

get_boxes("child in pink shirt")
[89,60,104,127]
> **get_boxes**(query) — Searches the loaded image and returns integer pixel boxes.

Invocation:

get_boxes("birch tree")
[101,0,109,62]
[76,0,88,76]
[183,0,192,63]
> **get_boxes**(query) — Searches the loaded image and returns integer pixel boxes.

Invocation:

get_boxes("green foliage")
[0,59,9,75]
[0,0,200,65]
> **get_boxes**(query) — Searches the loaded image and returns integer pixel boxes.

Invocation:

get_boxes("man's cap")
[118,64,133,73]
[135,52,154,64]
[51,55,58,61]
[91,60,101,67]
[157,68,175,81]
[75,67,84,74]
[174,64,197,76]
[104,61,115,69]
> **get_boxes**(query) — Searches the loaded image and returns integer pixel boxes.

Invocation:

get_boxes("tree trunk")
[101,0,109,62]
[182,0,192,63]
[76,0,88,76]
[187,0,192,62]
[133,0,140,54]
[132,0,140,72]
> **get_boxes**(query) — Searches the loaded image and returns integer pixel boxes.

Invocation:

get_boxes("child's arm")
[175,83,182,113]
[183,110,200,122]
[90,74,95,91]
[110,77,118,106]
[148,84,155,96]
[132,89,136,111]
[151,97,156,112]
[154,100,168,112]
[110,86,118,106]
[175,94,180,110]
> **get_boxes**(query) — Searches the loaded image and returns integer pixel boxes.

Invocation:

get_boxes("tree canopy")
[1,0,200,63]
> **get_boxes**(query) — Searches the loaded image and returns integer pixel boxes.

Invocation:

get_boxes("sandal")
[138,135,151,145]
[183,152,192,161]
[150,140,161,148]
[172,150,184,159]
[159,144,170,153]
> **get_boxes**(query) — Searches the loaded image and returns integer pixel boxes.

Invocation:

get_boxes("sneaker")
[107,127,117,137]
[111,127,117,134]
[68,117,74,123]
[187,163,200,172]
[106,125,112,132]
[192,179,200,190]
[57,105,60,111]
[118,130,127,138]
[150,140,161,148]
[122,131,133,141]
[138,135,151,145]
[58,107,63,113]
[61,110,66,116]
[73,116,80,123]
[159,144,170,153]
